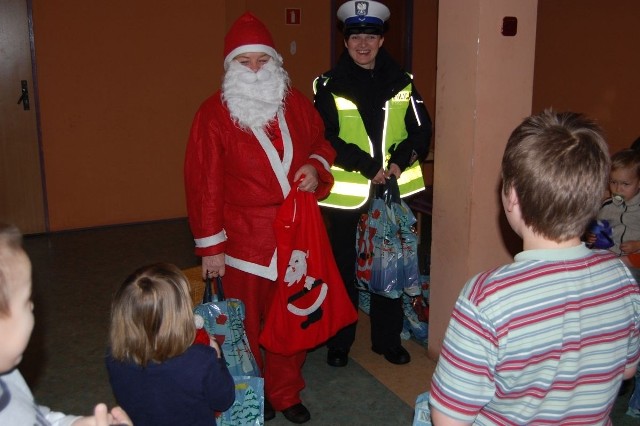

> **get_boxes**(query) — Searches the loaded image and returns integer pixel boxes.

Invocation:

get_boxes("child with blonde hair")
[0,223,131,426]
[106,262,235,425]
[595,148,640,278]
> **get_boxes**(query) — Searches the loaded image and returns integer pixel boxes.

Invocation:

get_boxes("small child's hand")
[585,232,596,245]
[108,406,132,425]
[209,336,222,358]
[620,241,640,255]
[71,403,133,426]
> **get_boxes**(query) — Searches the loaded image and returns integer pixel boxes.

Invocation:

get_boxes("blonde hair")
[109,263,195,366]
[0,224,24,317]
[611,148,640,178]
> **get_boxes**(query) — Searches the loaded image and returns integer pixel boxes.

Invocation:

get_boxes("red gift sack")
[259,188,358,356]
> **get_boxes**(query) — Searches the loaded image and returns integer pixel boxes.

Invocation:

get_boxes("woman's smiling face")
[344,34,384,69]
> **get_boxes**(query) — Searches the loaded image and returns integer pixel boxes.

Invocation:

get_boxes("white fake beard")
[222,58,290,130]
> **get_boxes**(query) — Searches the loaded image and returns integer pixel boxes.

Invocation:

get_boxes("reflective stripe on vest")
[315,79,425,209]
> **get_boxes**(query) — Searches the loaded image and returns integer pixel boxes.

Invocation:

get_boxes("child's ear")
[508,187,519,207]
[503,186,520,212]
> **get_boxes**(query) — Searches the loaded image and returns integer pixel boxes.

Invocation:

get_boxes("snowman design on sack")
[285,249,328,329]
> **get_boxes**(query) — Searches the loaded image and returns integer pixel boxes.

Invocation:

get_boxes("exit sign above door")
[285,8,301,25]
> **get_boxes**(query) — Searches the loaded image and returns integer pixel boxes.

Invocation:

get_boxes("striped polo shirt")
[430,244,640,425]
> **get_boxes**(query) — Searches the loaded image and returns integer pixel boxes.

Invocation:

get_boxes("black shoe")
[264,399,276,421]
[281,403,311,424]
[372,345,411,365]
[327,347,349,367]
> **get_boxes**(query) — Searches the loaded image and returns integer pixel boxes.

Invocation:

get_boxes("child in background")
[593,148,640,280]
[622,137,640,419]
[106,262,234,426]
[0,223,131,426]
[590,143,640,418]
[424,111,640,425]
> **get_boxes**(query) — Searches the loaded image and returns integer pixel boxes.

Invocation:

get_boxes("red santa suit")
[185,88,334,272]
[184,14,335,414]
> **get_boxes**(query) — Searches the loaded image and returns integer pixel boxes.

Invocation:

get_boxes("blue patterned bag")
[356,176,420,299]
[413,391,433,426]
[395,198,420,296]
[193,279,260,377]
[194,277,264,425]
[218,376,264,426]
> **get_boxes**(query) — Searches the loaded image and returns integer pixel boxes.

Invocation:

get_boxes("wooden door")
[0,0,47,234]
[331,0,412,70]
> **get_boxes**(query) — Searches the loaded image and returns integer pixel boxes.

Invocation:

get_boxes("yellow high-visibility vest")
[314,78,425,209]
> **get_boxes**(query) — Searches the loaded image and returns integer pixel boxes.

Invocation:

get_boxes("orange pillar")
[428,0,538,359]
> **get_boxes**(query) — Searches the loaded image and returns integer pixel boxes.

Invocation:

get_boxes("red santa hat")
[223,12,279,70]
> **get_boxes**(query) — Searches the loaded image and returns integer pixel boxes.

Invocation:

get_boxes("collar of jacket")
[324,47,411,100]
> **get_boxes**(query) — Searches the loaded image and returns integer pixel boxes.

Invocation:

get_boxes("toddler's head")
[608,148,640,204]
[501,110,609,242]
[109,262,195,366]
[0,224,34,373]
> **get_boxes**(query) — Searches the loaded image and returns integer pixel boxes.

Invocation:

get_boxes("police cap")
[337,1,390,36]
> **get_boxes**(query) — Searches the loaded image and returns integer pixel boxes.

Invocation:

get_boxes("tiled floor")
[17,219,638,425]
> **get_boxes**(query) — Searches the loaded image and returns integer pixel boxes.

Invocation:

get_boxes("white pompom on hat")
[337,0,390,35]
[223,12,279,70]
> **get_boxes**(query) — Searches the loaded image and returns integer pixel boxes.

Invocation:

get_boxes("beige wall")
[31,0,331,231]
[32,1,227,230]
[412,1,438,122]
[428,0,537,358]
[30,1,640,230]
[533,0,640,154]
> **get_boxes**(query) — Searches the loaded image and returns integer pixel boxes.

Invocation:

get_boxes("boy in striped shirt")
[428,110,640,425]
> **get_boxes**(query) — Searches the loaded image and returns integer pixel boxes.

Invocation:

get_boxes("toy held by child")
[417,111,640,425]
[586,219,614,249]
[0,223,132,426]
[106,262,235,426]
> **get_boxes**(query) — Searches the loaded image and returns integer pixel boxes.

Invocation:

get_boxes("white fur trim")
[251,110,292,198]
[226,250,278,281]
[309,154,331,173]
[279,109,294,181]
[194,229,227,248]
[194,315,204,329]
[224,44,279,70]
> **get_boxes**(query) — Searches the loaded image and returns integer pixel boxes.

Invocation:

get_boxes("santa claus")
[184,11,335,424]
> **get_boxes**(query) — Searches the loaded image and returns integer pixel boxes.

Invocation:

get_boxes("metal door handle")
[16,80,30,111]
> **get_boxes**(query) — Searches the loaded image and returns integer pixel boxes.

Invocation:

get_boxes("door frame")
[27,0,49,232]
[0,0,48,234]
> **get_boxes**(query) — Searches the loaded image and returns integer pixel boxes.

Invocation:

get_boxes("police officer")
[313,0,432,367]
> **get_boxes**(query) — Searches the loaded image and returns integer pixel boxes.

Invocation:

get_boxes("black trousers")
[323,206,404,352]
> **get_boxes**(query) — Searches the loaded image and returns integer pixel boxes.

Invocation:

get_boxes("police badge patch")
[355,1,369,21]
